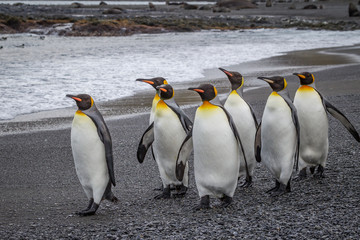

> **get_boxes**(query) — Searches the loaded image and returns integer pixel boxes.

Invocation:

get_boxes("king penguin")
[220,68,258,187]
[136,77,168,124]
[255,76,300,196]
[136,77,169,190]
[66,94,117,216]
[293,72,360,178]
[176,83,249,210]
[137,84,192,199]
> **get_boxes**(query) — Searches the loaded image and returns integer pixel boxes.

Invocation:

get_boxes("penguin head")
[188,83,217,101]
[219,67,244,91]
[156,84,174,100]
[136,77,168,89]
[66,94,93,111]
[258,76,287,92]
[293,72,314,85]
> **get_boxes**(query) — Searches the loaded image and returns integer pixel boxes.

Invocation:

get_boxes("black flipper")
[137,122,155,163]
[278,91,300,171]
[219,106,250,182]
[83,104,116,186]
[247,103,259,128]
[314,89,360,142]
[166,102,193,133]
[254,122,262,163]
[176,130,193,181]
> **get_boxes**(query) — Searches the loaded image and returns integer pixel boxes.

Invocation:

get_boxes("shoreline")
[1,0,360,35]
[1,43,360,136]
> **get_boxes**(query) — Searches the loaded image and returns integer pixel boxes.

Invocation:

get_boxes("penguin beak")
[258,77,274,84]
[66,94,82,102]
[159,87,167,93]
[293,73,306,79]
[219,68,233,77]
[188,87,204,93]
[136,79,154,85]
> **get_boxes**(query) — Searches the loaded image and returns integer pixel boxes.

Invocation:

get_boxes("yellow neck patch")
[199,100,217,110]
[154,93,160,101]
[239,77,244,89]
[298,85,315,92]
[271,91,280,97]
[156,99,168,110]
[230,90,238,95]
[283,78,287,90]
[75,110,86,116]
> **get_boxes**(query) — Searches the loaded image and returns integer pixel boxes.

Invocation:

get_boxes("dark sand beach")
[1,44,359,238]
[1,0,360,238]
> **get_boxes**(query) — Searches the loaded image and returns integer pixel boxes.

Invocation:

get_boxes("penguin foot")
[194,195,210,211]
[310,166,316,174]
[270,182,291,197]
[266,180,280,193]
[76,202,99,217]
[105,192,118,203]
[172,185,187,198]
[314,165,325,178]
[240,176,253,188]
[294,168,307,181]
[219,195,232,208]
[154,185,171,199]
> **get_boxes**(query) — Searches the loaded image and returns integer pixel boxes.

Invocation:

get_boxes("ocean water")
[0,29,360,120]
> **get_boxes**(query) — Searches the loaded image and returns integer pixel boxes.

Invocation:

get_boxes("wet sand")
[0,45,360,238]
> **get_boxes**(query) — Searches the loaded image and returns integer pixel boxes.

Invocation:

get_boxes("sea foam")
[0,29,359,120]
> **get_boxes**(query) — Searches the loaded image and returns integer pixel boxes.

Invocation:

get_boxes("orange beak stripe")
[193,89,204,93]
[224,71,233,77]
[159,87,167,92]
[72,97,82,102]
[297,74,306,79]
[143,80,154,85]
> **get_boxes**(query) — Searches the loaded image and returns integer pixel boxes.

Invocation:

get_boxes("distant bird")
[293,72,359,179]
[137,84,192,199]
[220,68,258,187]
[255,76,300,196]
[16,44,25,48]
[67,94,117,216]
[177,84,248,209]
[136,77,168,124]
[0,36,7,41]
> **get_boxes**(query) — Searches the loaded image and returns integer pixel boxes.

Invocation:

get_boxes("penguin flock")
[67,70,359,215]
